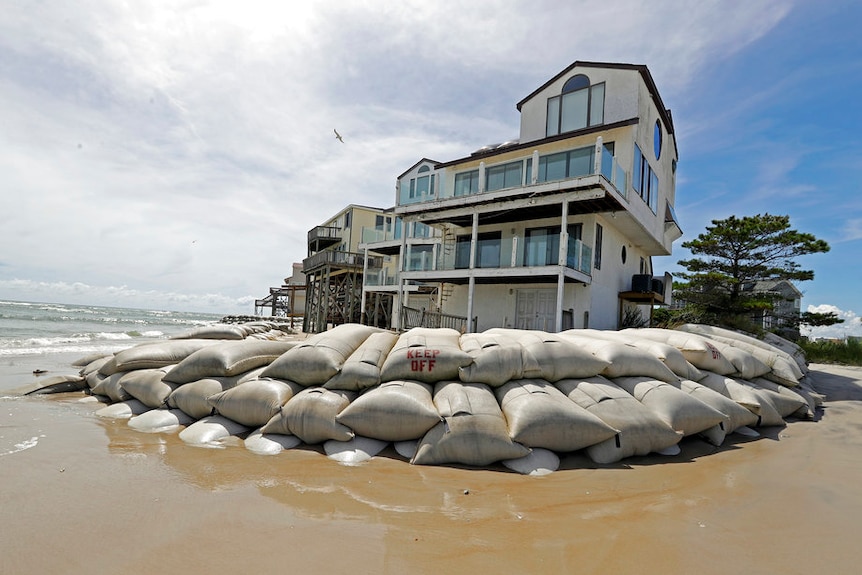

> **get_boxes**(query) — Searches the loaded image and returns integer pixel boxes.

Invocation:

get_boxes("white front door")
[515,289,556,331]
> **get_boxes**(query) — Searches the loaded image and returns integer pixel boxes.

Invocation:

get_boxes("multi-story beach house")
[361,60,682,332]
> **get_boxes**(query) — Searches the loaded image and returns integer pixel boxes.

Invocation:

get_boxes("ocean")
[0,299,225,457]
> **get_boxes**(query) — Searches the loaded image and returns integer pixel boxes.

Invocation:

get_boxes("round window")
[654,120,662,160]
[621,245,627,264]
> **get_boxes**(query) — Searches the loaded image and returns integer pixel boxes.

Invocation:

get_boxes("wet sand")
[2,363,862,574]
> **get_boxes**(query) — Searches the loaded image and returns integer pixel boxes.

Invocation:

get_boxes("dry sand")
[2,363,862,574]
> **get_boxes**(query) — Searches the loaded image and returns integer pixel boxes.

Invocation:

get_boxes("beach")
[2,357,861,574]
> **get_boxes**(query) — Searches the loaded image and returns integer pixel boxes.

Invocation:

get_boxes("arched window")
[546,74,605,137]
[654,120,662,160]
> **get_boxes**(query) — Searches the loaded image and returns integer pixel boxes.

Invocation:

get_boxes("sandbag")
[594,329,700,380]
[632,328,737,375]
[74,352,112,369]
[560,332,680,383]
[494,379,618,452]
[262,387,356,444]
[697,371,762,412]
[128,408,195,433]
[207,378,304,427]
[119,366,178,408]
[335,380,441,442]
[502,448,560,476]
[324,331,399,391]
[458,332,534,386]
[412,381,530,466]
[89,372,132,402]
[164,340,298,384]
[678,379,759,434]
[706,340,771,380]
[749,377,810,418]
[324,436,389,465]
[244,428,302,455]
[486,328,610,382]
[556,376,682,464]
[613,376,728,438]
[261,323,380,385]
[172,324,248,340]
[103,339,221,374]
[23,374,87,395]
[380,327,474,384]
[179,415,250,447]
[94,399,151,419]
[167,375,247,420]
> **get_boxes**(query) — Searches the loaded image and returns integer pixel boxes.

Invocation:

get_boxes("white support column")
[466,212,479,332]
[395,219,409,331]
[531,150,539,184]
[360,245,369,318]
[556,199,569,332]
[478,161,486,193]
[594,136,604,175]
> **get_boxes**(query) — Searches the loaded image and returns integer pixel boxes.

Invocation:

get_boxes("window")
[633,143,658,213]
[409,165,435,199]
[455,232,501,269]
[454,169,480,196]
[654,120,663,160]
[546,74,606,137]
[407,245,434,271]
[524,225,579,267]
[486,161,523,192]
[375,215,384,230]
[537,146,594,183]
[594,223,603,270]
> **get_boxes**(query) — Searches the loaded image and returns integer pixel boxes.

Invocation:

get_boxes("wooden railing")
[400,306,475,332]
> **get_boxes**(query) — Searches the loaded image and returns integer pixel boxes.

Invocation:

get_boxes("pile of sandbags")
[68,321,818,475]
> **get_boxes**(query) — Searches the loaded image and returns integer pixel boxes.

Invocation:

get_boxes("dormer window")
[546,74,605,137]
[409,165,435,199]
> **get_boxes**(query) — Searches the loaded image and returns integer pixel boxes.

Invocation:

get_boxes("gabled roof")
[397,158,440,180]
[516,61,676,139]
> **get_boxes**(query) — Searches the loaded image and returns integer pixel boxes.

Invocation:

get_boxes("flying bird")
[334,129,344,143]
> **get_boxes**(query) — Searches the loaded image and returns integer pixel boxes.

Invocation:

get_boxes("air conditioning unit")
[631,274,652,292]
[651,278,665,295]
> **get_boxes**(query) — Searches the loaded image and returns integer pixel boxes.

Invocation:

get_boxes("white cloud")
[0,0,796,313]
[801,304,862,340]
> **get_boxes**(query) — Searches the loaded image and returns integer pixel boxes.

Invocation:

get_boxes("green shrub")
[799,338,862,366]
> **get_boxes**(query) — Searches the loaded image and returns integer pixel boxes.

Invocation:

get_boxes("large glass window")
[537,146,595,183]
[546,74,605,137]
[455,232,501,269]
[524,225,582,267]
[633,143,659,213]
[594,223,603,270]
[486,161,523,192]
[454,170,479,196]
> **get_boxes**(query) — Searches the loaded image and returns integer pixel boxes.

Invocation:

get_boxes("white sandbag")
[676,323,804,380]
[119,366,178,408]
[128,408,195,433]
[613,376,728,438]
[697,371,762,412]
[502,448,560,476]
[560,332,680,383]
[79,355,113,376]
[164,340,298,384]
[261,387,356,444]
[412,381,530,466]
[632,328,737,375]
[761,357,802,387]
[179,415,250,447]
[709,341,772,380]
[261,323,380,385]
[556,376,683,464]
[458,332,533,386]
[206,378,304,427]
[762,332,808,374]
[749,377,810,418]
[394,440,419,460]
[324,436,388,465]
[324,331,399,391]
[244,428,302,455]
[486,328,610,382]
[104,339,222,375]
[678,379,759,434]
[335,380,440,442]
[166,375,246,420]
[172,324,248,340]
[95,399,151,419]
[494,379,618,452]
[380,327,474,384]
[89,372,132,403]
[593,329,700,380]
[72,352,111,368]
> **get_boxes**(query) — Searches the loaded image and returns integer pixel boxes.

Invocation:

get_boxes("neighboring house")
[302,204,389,333]
[361,61,682,332]
[743,280,802,334]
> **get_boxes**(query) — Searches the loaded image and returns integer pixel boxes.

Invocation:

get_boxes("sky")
[1,0,860,337]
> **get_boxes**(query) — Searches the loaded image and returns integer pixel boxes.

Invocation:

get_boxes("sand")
[2,363,861,574]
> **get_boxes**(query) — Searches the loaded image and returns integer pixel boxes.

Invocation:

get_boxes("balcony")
[302,250,382,274]
[307,226,342,251]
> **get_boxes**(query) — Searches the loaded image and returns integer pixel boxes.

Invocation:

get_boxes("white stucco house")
[359,61,683,332]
